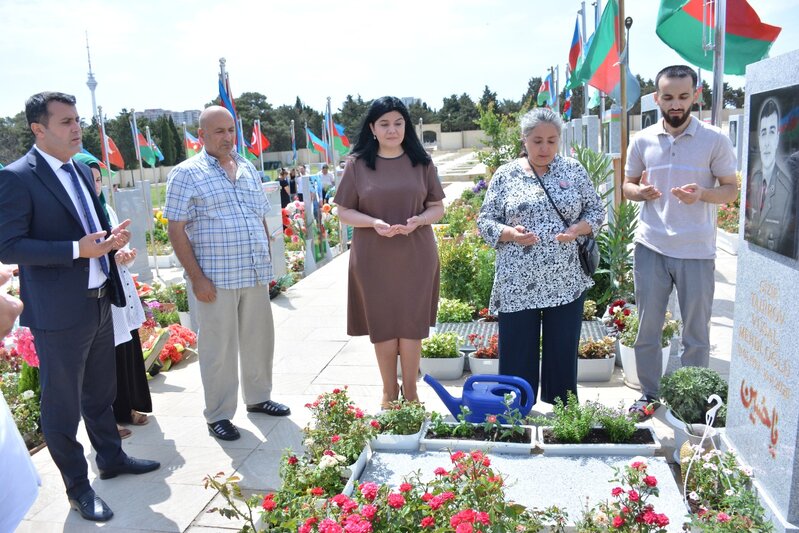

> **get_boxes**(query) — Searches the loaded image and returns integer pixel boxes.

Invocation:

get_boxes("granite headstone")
[725,49,799,533]
[728,113,744,172]
[113,184,153,281]
[583,115,600,152]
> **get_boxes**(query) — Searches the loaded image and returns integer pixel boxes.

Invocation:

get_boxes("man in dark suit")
[0,92,159,522]
[744,97,797,257]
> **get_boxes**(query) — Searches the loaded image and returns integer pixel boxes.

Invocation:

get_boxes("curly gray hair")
[520,107,563,138]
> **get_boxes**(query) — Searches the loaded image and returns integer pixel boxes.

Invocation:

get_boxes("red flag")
[100,131,125,169]
[248,122,270,156]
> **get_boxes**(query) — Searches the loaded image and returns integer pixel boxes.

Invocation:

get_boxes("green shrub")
[375,400,426,435]
[470,245,496,310]
[438,238,476,304]
[421,332,461,358]
[660,367,728,425]
[436,298,473,323]
[594,402,638,443]
[532,391,596,444]
[18,362,40,398]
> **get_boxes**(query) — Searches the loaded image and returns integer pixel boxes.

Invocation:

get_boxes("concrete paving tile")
[303,327,351,342]
[157,446,253,486]
[273,352,336,375]
[191,492,253,530]
[314,364,382,386]
[256,419,308,452]
[274,340,346,360]
[269,373,318,395]
[16,521,147,533]
[232,449,284,491]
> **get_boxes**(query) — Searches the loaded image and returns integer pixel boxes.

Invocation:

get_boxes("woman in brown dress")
[334,96,444,406]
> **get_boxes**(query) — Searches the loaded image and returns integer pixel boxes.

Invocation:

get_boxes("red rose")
[612,515,625,528]
[262,494,276,511]
[310,486,324,496]
[643,475,658,487]
[420,516,435,528]
[399,482,412,493]
[628,489,640,502]
[288,455,298,465]
[611,487,624,497]
[387,492,405,508]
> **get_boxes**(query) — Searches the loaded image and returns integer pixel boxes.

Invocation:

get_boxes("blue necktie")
[61,163,110,277]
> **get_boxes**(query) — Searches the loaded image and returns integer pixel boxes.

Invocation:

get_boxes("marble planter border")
[370,423,425,452]
[419,421,536,455]
[342,445,372,496]
[537,424,661,457]
[716,228,739,256]
[467,354,499,375]
[577,354,616,382]
[419,353,465,381]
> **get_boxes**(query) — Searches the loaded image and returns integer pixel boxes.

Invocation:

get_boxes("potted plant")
[435,297,474,324]
[420,399,535,454]
[419,332,464,380]
[477,307,497,322]
[533,393,660,456]
[613,306,680,388]
[370,400,427,452]
[660,367,727,461]
[466,333,499,375]
[577,336,616,382]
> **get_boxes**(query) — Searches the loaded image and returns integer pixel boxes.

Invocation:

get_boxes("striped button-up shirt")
[164,149,272,289]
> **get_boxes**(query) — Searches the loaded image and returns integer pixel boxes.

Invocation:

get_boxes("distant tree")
[106,110,138,169]
[168,117,185,164]
[156,116,176,165]
[479,85,498,110]
[629,75,656,115]
[335,94,371,142]
[723,83,745,109]
[498,99,522,116]
[439,93,479,132]
[81,117,101,160]
[521,77,543,109]
[407,99,438,126]
[0,112,32,164]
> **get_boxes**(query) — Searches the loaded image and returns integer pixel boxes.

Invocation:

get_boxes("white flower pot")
[467,354,499,375]
[664,409,720,462]
[618,343,671,388]
[177,311,193,331]
[419,353,465,381]
[538,424,661,456]
[341,445,371,496]
[420,420,535,455]
[577,354,616,382]
[370,423,425,452]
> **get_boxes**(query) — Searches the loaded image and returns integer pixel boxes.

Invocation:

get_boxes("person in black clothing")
[278,168,291,208]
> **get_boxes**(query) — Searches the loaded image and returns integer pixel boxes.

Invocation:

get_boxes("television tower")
[85,31,98,120]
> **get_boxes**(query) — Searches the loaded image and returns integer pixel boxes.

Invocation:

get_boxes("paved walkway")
[18,181,737,532]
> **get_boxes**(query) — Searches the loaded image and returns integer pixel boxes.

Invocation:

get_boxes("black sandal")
[246,400,291,417]
[207,420,240,441]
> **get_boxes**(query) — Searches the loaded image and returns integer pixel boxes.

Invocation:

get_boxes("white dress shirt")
[34,146,108,289]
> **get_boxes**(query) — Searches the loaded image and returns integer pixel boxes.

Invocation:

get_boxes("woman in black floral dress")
[477,108,605,405]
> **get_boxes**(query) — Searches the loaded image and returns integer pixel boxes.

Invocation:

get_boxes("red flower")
[630,461,647,471]
[612,515,625,528]
[399,482,412,493]
[310,486,324,496]
[643,475,658,487]
[331,434,341,443]
[284,227,294,237]
[287,455,298,465]
[717,512,731,523]
[370,419,380,429]
[262,493,276,511]
[420,516,435,528]
[434,467,447,476]
[359,482,378,502]
[455,524,473,533]
[486,415,497,424]
[421,492,434,502]
[386,492,405,508]
[361,504,377,520]
[628,489,640,502]
[333,388,341,393]
[475,512,490,525]
[451,451,466,462]
[611,487,624,497]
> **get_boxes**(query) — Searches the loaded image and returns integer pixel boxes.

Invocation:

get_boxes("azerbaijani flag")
[135,131,156,167]
[537,72,555,107]
[568,17,582,72]
[562,86,572,120]
[151,140,165,162]
[185,131,202,157]
[569,0,640,111]
[305,127,329,154]
[656,0,781,76]
[218,73,246,155]
[75,149,114,177]
[332,123,350,156]
[781,106,799,138]
[100,131,125,169]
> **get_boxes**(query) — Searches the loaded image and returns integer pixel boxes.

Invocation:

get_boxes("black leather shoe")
[246,400,291,416]
[98,456,160,480]
[68,490,114,521]
[208,419,241,441]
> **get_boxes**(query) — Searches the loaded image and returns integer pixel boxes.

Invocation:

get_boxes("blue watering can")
[423,374,535,423]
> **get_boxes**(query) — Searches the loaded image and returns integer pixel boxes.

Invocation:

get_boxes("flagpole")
[580,1,589,116]
[256,119,265,174]
[553,65,560,113]
[145,125,158,184]
[619,0,629,184]
[327,97,338,171]
[131,109,144,186]
[182,122,189,159]
[304,121,310,167]
[98,105,115,209]
[290,120,297,166]
[697,69,703,121]
[596,0,605,123]
[711,0,726,127]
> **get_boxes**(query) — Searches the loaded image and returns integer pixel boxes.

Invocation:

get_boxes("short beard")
[663,110,690,128]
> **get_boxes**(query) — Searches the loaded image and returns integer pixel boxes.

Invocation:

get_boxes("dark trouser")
[32,294,125,499]
[498,293,586,405]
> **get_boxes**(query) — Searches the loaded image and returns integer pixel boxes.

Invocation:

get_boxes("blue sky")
[0,0,796,120]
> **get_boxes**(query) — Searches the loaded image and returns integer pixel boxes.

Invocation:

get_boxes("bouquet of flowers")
[283,201,307,244]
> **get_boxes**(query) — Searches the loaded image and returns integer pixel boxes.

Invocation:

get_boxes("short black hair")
[655,65,697,91]
[759,98,780,124]
[25,92,77,127]
[350,96,431,170]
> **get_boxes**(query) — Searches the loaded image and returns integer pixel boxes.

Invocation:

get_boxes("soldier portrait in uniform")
[744,88,799,259]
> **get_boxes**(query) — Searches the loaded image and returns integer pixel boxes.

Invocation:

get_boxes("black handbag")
[531,166,600,277]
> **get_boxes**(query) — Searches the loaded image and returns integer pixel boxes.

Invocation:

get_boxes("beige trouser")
[194,284,275,423]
